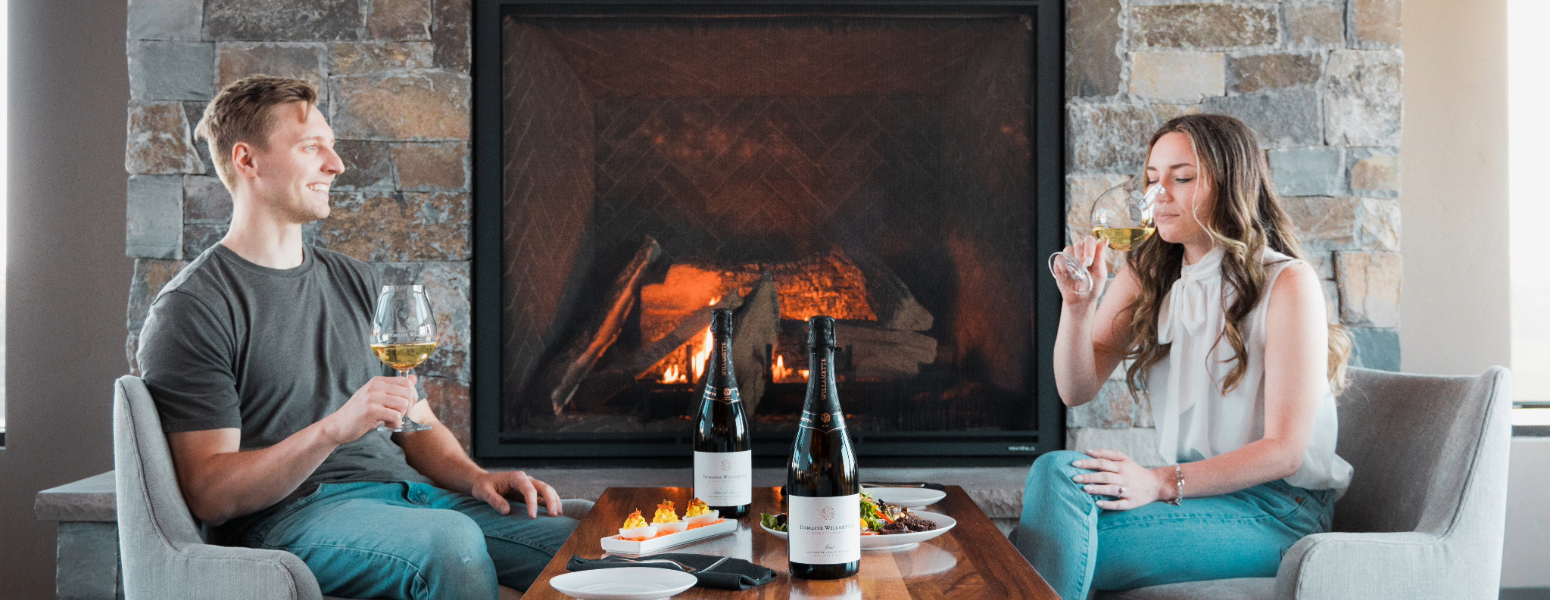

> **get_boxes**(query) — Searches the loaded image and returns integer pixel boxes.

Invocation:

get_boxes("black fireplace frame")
[471,0,1066,463]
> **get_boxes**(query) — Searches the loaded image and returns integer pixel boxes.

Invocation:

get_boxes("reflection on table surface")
[526,486,1058,600]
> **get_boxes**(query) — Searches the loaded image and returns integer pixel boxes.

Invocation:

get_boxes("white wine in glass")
[1049,176,1163,294]
[371,285,436,432]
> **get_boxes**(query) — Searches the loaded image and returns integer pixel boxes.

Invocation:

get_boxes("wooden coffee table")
[523,486,1058,599]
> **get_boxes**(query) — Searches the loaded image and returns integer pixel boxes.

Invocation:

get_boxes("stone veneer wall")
[1065,0,1404,464]
[122,0,477,450]
[123,0,1404,459]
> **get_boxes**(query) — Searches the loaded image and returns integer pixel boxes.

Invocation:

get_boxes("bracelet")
[1167,465,1185,505]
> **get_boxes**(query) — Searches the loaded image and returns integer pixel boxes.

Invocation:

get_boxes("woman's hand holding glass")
[1053,236,1109,305]
[1070,449,1166,511]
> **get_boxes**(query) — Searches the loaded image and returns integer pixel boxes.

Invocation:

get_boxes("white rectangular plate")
[600,518,738,555]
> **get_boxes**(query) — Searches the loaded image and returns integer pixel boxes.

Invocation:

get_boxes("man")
[137,75,584,600]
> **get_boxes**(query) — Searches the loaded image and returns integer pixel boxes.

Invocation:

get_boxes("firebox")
[471,0,1065,461]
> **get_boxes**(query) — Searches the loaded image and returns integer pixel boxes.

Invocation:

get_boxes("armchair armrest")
[1274,531,1482,599]
[133,543,324,600]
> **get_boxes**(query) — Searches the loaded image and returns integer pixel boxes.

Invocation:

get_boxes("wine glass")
[370,285,436,432]
[1048,176,1164,294]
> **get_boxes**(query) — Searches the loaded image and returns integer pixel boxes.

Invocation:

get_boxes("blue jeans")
[239,481,589,600]
[1013,450,1334,600]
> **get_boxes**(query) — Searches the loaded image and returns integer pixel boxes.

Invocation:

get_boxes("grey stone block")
[333,140,396,190]
[204,0,361,42]
[1203,90,1322,149]
[126,175,184,259]
[56,522,120,599]
[432,0,471,70]
[1130,4,1278,49]
[1066,0,1123,98]
[183,175,233,223]
[1347,147,1402,198]
[1349,327,1401,372]
[183,222,227,258]
[1325,50,1404,147]
[127,0,202,41]
[1268,147,1345,197]
[1067,102,1195,172]
[129,42,214,101]
[180,102,215,174]
[125,102,206,175]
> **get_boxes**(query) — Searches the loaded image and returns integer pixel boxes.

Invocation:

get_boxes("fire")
[655,295,720,385]
[691,326,713,382]
[772,355,793,382]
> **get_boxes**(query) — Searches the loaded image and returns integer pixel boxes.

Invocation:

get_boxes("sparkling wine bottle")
[693,309,752,518]
[786,316,860,580]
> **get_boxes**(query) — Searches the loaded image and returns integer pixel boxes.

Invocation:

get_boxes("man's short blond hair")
[194,75,319,189]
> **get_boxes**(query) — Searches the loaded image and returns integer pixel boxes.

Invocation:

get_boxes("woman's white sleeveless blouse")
[1148,246,1353,496]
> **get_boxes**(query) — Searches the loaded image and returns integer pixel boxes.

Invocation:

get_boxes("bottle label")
[693,451,752,506]
[702,386,742,405]
[788,494,861,564]
[799,409,845,433]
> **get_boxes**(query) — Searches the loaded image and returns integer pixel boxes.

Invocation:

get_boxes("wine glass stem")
[399,368,416,422]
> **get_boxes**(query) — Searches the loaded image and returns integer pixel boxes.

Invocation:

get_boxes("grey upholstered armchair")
[1098,366,1514,600]
[114,375,334,600]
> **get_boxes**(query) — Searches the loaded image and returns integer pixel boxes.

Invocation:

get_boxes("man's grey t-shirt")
[137,244,432,541]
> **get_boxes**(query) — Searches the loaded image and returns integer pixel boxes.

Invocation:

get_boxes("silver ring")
[1117,486,1126,498]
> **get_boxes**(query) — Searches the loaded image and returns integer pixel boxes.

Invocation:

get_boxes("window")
[0,0,8,447]
[1510,0,1549,430]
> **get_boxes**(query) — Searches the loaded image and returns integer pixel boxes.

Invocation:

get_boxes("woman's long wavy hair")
[1123,114,1352,397]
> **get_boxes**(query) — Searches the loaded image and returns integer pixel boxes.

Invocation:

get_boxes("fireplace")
[471,1,1065,461]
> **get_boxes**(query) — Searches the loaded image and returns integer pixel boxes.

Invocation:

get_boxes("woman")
[1013,114,1353,598]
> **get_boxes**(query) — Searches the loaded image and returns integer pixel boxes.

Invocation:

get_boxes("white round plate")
[548,567,697,600]
[761,511,957,551]
[863,487,947,509]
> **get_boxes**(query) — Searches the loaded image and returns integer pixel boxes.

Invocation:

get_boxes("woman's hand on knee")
[1070,449,1164,511]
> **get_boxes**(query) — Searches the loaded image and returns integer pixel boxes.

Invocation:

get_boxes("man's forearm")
[397,403,487,494]
[171,423,341,525]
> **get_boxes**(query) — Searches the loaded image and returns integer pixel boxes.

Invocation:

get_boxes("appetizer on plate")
[684,497,721,529]
[619,509,657,541]
[652,500,687,534]
[761,491,940,536]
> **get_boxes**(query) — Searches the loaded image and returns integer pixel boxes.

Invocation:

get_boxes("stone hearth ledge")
[37,466,1031,533]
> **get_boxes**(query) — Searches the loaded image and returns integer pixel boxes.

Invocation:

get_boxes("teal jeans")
[239,481,588,600]
[1013,451,1335,599]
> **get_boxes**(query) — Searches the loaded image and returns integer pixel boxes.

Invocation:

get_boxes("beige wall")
[1401,0,1512,375]
[0,2,133,597]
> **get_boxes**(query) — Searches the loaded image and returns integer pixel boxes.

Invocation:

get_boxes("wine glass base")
[378,419,432,433]
[1048,251,1094,295]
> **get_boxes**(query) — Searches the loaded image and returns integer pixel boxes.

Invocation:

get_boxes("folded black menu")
[566,553,776,590]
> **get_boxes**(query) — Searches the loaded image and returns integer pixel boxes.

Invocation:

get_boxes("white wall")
[1400,0,1512,376]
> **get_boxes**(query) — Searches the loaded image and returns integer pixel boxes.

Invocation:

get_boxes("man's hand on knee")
[322,376,417,444]
[471,471,564,519]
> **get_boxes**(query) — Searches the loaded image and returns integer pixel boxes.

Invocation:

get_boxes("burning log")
[542,237,663,415]
[773,318,937,380]
[730,272,780,413]
[569,295,741,410]
[848,248,934,332]
[835,320,937,380]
